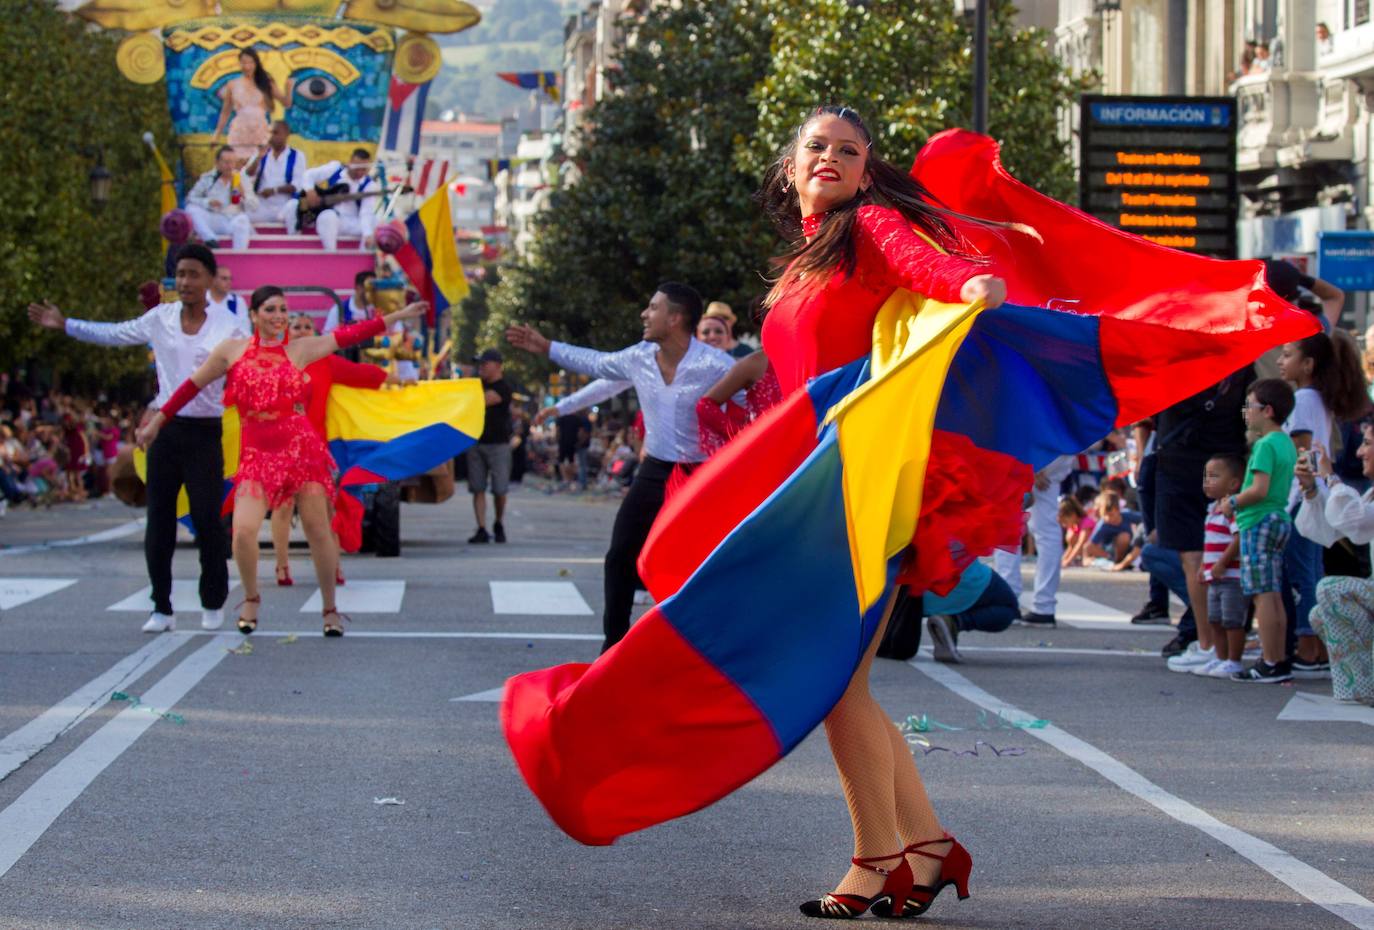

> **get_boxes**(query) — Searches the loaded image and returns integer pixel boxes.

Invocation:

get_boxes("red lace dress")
[761,204,1032,594]
[225,336,335,508]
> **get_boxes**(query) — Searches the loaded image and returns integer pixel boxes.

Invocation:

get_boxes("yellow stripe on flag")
[418,186,470,308]
[826,292,985,611]
[326,379,484,444]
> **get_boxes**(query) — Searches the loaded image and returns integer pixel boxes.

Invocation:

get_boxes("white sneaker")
[1190,657,1222,676]
[201,608,224,631]
[1166,643,1215,672]
[141,612,175,633]
[1207,659,1245,678]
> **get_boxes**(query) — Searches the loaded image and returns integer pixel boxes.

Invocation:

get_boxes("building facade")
[1058,0,1369,325]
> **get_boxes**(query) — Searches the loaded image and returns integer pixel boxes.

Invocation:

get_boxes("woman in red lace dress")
[758,107,1012,921]
[137,286,425,636]
[270,312,391,588]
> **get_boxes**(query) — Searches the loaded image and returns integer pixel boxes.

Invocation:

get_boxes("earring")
[783,177,792,193]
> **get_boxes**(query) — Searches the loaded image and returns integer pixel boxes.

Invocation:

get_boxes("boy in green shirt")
[1220,378,1297,682]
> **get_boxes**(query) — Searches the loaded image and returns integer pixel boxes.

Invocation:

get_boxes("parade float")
[81,0,483,551]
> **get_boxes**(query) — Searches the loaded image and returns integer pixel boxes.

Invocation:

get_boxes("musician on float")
[290,148,379,252]
[185,145,257,251]
[244,120,307,229]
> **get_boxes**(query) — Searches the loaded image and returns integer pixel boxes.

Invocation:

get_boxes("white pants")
[993,481,1063,616]
[185,206,252,250]
[249,196,295,228]
[313,208,375,251]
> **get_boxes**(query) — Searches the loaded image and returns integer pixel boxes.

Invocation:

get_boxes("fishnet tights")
[826,590,948,898]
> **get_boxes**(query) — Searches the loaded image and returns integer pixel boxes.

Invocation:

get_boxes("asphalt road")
[0,487,1371,930]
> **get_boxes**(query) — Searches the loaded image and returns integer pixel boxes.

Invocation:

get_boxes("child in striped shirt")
[1197,453,1247,677]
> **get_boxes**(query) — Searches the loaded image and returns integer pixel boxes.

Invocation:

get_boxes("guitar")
[297,181,379,229]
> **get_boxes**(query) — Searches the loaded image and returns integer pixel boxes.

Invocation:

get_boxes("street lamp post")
[959,0,990,135]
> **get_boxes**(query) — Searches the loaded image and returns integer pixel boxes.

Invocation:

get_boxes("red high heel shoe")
[799,851,914,920]
[869,833,972,919]
[275,564,293,587]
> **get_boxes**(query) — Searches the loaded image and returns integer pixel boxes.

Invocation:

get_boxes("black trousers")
[144,416,229,616]
[602,456,686,652]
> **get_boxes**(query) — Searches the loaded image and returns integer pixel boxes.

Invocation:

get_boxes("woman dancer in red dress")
[137,286,425,636]
[270,312,390,588]
[760,106,1012,920]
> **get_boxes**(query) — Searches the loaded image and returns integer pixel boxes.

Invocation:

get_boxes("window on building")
[1356,0,1372,27]
[1130,0,1165,94]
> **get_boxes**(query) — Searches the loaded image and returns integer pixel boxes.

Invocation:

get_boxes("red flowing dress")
[225,335,335,508]
[761,204,1031,593]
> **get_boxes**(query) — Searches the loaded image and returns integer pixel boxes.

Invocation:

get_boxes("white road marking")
[0,518,145,557]
[106,580,240,613]
[187,629,604,641]
[912,657,1374,930]
[0,635,234,879]
[1278,691,1374,728]
[489,581,592,616]
[922,645,1158,658]
[0,634,189,782]
[1020,591,1153,631]
[450,687,505,702]
[298,580,406,614]
[0,578,78,610]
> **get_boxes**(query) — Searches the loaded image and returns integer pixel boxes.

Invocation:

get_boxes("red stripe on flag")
[639,387,822,600]
[416,160,433,196]
[502,609,781,846]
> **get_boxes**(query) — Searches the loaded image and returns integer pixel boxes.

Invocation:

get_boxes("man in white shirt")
[244,120,306,229]
[322,270,376,335]
[185,145,257,250]
[208,265,245,318]
[27,245,241,633]
[290,148,379,251]
[507,283,734,651]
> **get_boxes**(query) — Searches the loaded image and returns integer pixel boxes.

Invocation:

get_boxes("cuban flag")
[500,129,1321,846]
[382,77,431,156]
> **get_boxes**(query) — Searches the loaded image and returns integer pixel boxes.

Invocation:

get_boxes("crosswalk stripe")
[489,581,592,616]
[1017,590,1162,631]
[0,578,78,610]
[299,580,406,614]
[106,580,241,613]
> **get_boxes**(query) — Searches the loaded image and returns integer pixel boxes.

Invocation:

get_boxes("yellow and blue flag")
[395,184,469,327]
[326,380,484,487]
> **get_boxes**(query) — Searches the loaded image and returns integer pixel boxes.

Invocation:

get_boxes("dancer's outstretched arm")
[289,301,429,368]
[28,301,155,346]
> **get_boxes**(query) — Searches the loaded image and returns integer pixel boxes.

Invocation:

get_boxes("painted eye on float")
[295,74,339,102]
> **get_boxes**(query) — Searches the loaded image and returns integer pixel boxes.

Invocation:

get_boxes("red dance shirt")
[761,205,985,393]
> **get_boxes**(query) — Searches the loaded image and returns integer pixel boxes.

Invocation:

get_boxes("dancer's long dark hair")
[760,107,995,309]
[239,47,274,111]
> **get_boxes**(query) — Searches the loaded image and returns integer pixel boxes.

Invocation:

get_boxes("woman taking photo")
[213,48,293,160]
[136,287,425,636]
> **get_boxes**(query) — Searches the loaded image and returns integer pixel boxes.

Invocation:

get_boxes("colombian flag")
[395,185,469,327]
[326,380,485,487]
[496,71,560,101]
[501,130,1321,846]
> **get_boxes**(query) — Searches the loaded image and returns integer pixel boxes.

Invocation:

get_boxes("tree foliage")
[483,0,1089,376]
[0,2,174,390]
[742,0,1095,202]
[481,0,778,383]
